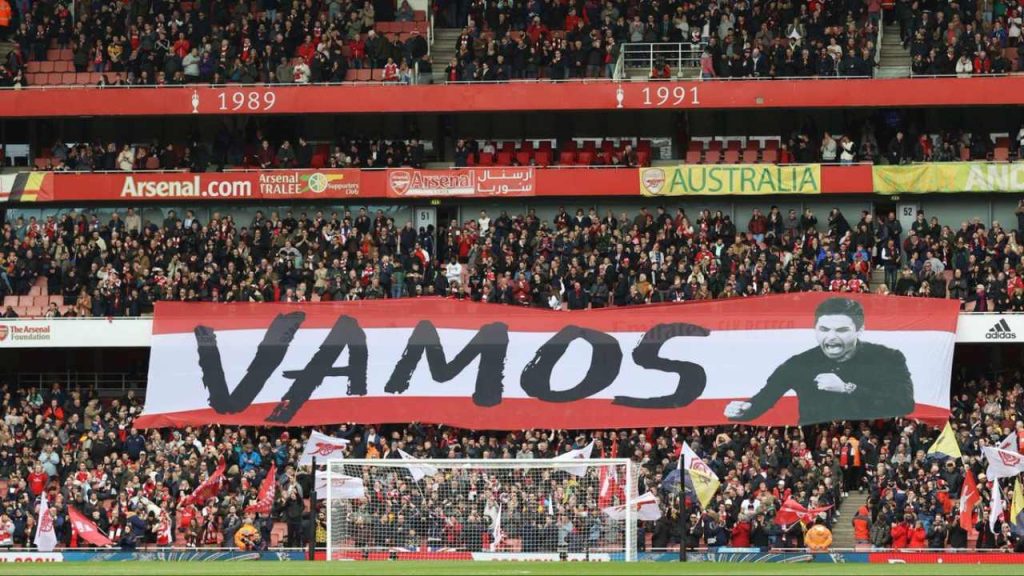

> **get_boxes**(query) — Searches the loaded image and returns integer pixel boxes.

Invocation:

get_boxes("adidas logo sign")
[986,319,1016,340]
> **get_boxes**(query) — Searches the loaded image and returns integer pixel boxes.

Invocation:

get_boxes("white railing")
[620,42,705,76]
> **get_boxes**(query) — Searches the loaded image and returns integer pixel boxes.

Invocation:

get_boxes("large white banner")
[137,295,959,429]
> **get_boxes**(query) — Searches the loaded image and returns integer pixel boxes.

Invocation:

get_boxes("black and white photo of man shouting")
[724,297,915,425]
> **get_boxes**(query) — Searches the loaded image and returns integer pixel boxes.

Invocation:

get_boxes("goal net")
[322,458,640,562]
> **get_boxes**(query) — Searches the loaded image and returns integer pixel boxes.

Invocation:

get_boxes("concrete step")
[875,65,910,78]
[832,493,868,549]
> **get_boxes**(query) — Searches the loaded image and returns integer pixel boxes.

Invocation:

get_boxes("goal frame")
[323,458,637,562]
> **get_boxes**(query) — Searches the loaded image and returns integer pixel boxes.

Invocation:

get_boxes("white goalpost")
[321,458,640,562]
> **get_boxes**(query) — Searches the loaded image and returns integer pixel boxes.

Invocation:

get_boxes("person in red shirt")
[908,520,927,548]
[383,57,399,81]
[564,7,580,31]
[27,464,48,497]
[730,519,751,547]
[890,517,910,548]
[42,399,64,421]
[296,35,316,63]
[173,32,190,59]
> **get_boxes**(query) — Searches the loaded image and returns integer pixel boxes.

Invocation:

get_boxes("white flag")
[34,492,57,552]
[983,446,1024,479]
[554,440,594,477]
[1000,431,1019,452]
[487,503,503,551]
[398,449,439,482]
[991,478,1004,532]
[300,431,350,466]
[602,492,662,522]
[315,474,365,500]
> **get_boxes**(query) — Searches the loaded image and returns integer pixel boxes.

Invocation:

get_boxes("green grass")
[4,562,1024,576]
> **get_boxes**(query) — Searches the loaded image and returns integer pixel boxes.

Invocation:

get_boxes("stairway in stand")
[831,493,868,549]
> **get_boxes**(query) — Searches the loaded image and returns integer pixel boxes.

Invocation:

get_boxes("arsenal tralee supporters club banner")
[386,168,535,198]
[136,294,958,429]
[2,170,361,202]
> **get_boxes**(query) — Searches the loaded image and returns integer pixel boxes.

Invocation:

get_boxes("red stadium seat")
[46,49,60,61]
[515,150,531,166]
[54,61,72,72]
[534,149,552,167]
[705,141,723,164]
[558,150,576,165]
[723,141,741,164]
[46,73,62,85]
[762,140,779,163]
[355,69,372,82]
[635,150,650,167]
[59,49,73,60]
[577,150,595,165]
[61,72,77,84]
[496,150,513,165]
[26,61,41,73]
[477,152,494,166]
[742,141,759,163]
[414,10,427,21]
[76,73,92,85]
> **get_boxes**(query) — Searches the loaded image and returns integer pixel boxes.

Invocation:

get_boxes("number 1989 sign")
[190,89,279,113]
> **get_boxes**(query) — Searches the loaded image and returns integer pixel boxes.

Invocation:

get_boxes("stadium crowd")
[35,135,430,172]
[0,364,1016,552]
[0,0,1009,84]
[0,202,1021,319]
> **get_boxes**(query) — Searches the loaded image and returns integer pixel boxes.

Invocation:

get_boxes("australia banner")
[136,294,958,429]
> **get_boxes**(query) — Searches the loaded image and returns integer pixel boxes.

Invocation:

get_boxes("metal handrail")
[620,42,705,75]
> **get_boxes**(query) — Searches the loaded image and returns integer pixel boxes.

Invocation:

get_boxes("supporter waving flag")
[244,463,277,515]
[299,431,349,466]
[68,506,113,548]
[181,459,227,507]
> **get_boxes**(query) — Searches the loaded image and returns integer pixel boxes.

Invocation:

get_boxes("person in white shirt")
[839,136,856,164]
[445,260,462,286]
[820,132,837,162]
[293,57,311,84]
[478,210,490,235]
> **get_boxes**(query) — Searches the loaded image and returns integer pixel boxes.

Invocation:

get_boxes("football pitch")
[4,562,1024,576]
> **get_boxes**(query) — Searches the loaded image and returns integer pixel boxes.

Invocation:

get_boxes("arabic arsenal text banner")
[136,294,958,430]
[385,168,535,198]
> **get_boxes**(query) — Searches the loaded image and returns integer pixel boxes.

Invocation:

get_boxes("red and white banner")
[180,460,226,507]
[244,463,276,515]
[68,506,113,548]
[385,168,535,198]
[5,170,361,202]
[136,294,957,430]
[773,497,833,525]
[299,431,349,466]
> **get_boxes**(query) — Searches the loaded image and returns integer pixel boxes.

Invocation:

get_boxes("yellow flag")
[926,422,962,459]
[682,442,721,509]
[1012,479,1024,536]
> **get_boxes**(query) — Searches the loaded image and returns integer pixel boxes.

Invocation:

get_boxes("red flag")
[773,497,833,526]
[156,510,172,545]
[245,463,277,515]
[68,506,113,548]
[181,460,226,508]
[598,466,624,509]
[960,469,981,532]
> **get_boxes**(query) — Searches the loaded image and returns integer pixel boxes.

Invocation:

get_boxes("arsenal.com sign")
[10,170,362,202]
[386,168,535,198]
